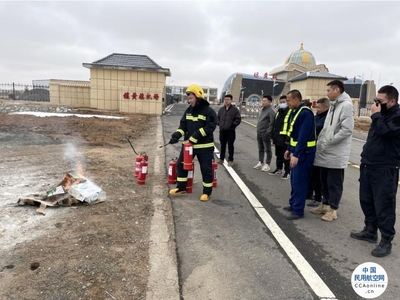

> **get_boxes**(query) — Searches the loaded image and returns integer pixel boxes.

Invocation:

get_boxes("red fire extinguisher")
[212,160,218,188]
[186,162,195,193]
[168,158,177,184]
[137,159,148,185]
[134,154,144,178]
[134,151,148,178]
[141,151,148,162]
[183,142,193,170]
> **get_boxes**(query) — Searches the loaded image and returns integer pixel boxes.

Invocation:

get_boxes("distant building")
[50,53,171,115]
[165,85,218,105]
[221,43,376,111]
[32,79,50,88]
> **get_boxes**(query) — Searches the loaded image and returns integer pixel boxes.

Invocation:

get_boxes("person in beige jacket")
[311,80,354,221]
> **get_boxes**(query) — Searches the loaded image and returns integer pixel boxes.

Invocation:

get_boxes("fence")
[0,83,50,102]
[240,102,262,118]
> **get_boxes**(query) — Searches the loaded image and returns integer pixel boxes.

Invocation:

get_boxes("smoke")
[63,142,85,173]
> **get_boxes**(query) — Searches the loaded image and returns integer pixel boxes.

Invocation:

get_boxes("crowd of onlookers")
[168,82,400,258]
[216,81,400,258]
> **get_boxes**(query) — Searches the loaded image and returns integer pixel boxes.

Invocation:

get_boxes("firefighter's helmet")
[186,84,206,101]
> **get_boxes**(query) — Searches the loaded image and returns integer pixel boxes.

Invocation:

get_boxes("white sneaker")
[253,162,262,169]
[261,164,271,172]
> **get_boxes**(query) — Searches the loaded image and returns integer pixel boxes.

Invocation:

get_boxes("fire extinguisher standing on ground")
[134,151,148,178]
[212,159,218,188]
[168,158,177,184]
[137,159,148,185]
[134,154,144,178]
[183,142,193,170]
[186,162,195,193]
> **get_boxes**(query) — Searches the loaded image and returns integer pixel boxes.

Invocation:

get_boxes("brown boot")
[321,208,338,222]
[310,203,330,214]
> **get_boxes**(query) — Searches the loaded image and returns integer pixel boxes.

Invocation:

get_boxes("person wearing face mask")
[311,80,354,221]
[269,95,291,178]
[350,85,400,257]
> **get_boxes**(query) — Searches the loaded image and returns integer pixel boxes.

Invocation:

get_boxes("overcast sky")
[1,1,399,96]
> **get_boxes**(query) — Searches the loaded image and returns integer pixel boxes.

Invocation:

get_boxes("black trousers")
[219,130,236,161]
[307,166,322,201]
[359,165,398,237]
[275,145,290,173]
[176,146,214,195]
[320,167,344,210]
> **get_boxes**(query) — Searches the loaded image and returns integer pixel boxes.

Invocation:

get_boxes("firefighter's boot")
[169,188,186,195]
[200,194,210,202]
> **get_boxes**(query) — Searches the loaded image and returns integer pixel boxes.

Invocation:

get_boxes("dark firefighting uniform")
[171,100,217,195]
[287,103,316,216]
[360,103,400,237]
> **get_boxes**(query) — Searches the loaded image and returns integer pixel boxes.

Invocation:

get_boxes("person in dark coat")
[351,85,400,257]
[307,98,330,207]
[269,95,291,179]
[217,94,241,167]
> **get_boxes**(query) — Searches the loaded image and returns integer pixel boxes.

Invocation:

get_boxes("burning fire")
[76,160,85,177]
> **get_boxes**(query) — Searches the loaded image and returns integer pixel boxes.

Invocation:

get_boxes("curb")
[145,116,180,300]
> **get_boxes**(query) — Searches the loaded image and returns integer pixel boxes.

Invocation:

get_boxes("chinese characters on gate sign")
[123,92,160,100]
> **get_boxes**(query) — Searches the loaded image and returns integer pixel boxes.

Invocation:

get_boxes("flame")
[76,160,85,177]
[64,177,71,191]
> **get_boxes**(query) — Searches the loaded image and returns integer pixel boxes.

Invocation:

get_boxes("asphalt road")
[162,103,400,300]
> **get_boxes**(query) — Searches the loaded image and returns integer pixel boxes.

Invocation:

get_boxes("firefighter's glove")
[169,137,179,145]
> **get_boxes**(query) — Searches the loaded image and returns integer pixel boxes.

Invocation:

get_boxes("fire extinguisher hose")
[125,135,139,155]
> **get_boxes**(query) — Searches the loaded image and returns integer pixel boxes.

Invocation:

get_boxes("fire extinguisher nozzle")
[159,142,170,148]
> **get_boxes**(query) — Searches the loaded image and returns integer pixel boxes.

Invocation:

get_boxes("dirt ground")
[0,108,164,300]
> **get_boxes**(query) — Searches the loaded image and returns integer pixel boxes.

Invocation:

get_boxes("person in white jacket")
[311,80,354,221]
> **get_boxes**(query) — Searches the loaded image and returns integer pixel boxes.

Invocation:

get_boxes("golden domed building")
[220,43,374,116]
[269,43,329,83]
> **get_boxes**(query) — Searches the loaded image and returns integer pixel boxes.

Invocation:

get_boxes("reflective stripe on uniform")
[186,114,206,122]
[279,109,292,135]
[193,142,214,149]
[290,139,316,147]
[189,136,198,143]
[177,177,187,182]
[176,129,184,136]
[287,106,315,148]
[199,128,206,137]
[203,182,213,187]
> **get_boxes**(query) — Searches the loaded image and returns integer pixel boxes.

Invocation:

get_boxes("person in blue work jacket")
[283,90,316,220]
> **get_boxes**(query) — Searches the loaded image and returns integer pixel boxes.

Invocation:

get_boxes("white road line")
[214,147,337,300]
[352,137,366,142]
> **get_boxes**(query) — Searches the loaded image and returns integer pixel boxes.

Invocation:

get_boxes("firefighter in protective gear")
[168,84,217,201]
